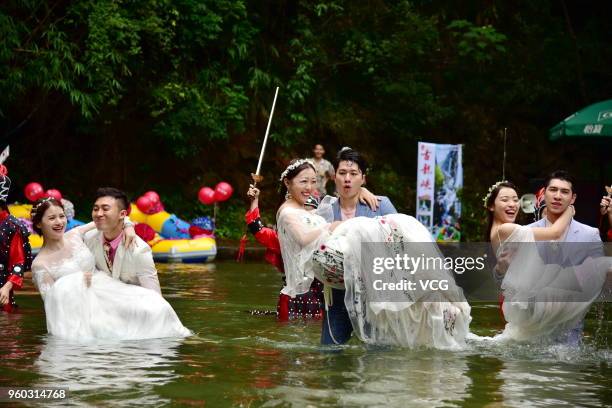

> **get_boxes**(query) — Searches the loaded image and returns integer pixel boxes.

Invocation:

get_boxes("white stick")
[0,146,9,165]
[255,87,279,175]
[502,128,507,180]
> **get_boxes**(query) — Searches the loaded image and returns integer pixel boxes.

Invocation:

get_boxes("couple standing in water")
[30,187,190,341]
[486,172,608,345]
[254,148,610,349]
[251,147,471,348]
[26,154,610,348]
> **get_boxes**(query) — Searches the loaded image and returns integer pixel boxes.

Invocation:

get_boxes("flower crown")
[279,159,315,182]
[482,180,508,208]
[30,197,57,217]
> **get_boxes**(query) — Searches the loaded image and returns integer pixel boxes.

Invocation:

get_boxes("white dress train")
[496,225,610,342]
[277,206,471,349]
[32,229,191,341]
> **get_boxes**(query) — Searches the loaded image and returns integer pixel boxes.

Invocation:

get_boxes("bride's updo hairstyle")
[278,159,316,204]
[31,197,64,235]
[483,181,517,241]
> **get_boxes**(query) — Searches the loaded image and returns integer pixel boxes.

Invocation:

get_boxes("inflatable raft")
[9,203,216,263]
[129,204,217,263]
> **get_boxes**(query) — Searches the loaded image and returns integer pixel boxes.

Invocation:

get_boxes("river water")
[1,261,611,407]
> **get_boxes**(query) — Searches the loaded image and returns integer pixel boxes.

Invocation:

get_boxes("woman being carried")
[243,183,381,321]
[31,198,191,341]
[275,159,471,349]
[485,181,610,342]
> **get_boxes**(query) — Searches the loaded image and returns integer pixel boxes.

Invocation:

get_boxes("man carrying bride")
[275,148,471,348]
[527,171,604,344]
[490,171,607,344]
[319,147,397,345]
[31,191,190,341]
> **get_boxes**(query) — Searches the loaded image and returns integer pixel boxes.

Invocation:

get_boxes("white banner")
[416,142,463,242]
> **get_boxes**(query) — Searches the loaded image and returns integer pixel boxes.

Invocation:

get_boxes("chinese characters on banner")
[416,142,435,233]
[416,142,463,242]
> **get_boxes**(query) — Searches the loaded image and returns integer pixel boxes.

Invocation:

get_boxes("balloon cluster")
[24,182,63,202]
[198,182,233,205]
[135,191,164,215]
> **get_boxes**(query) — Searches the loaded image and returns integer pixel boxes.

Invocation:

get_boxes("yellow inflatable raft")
[150,236,216,263]
[130,204,216,263]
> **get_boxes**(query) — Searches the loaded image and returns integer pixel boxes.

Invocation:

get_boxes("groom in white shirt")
[84,187,162,294]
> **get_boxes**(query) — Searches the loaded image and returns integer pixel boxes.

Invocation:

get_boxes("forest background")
[1,0,610,241]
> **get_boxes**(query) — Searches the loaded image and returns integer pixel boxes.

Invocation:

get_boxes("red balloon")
[149,201,164,214]
[143,191,160,205]
[136,196,154,214]
[198,187,216,205]
[24,182,45,202]
[214,182,233,202]
[0,165,7,176]
[45,189,63,201]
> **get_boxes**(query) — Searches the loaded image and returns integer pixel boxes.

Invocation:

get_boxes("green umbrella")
[549,99,612,140]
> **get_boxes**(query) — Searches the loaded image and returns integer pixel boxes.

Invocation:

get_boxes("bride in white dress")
[486,181,610,342]
[276,159,471,349]
[31,197,191,341]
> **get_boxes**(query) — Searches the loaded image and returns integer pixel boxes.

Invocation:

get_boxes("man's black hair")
[544,170,576,193]
[95,187,129,211]
[334,147,368,174]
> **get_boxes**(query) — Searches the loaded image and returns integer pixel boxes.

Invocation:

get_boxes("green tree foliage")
[1,0,610,240]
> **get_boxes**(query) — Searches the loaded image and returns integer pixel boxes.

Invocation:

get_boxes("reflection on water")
[34,336,185,405]
[1,261,611,407]
[264,349,472,407]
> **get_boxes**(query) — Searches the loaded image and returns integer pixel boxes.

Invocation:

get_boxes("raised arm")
[530,205,574,241]
[68,221,97,237]
[497,205,574,243]
[68,219,136,248]
[247,184,260,212]
[358,187,380,211]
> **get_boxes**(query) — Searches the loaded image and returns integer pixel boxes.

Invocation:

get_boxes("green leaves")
[447,20,507,63]
[2,0,610,242]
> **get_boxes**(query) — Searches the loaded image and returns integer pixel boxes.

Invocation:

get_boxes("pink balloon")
[45,189,63,201]
[136,195,154,214]
[24,182,45,202]
[143,191,160,205]
[198,187,216,205]
[214,182,233,202]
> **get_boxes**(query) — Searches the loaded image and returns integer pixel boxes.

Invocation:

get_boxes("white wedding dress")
[496,225,611,342]
[32,228,191,341]
[277,205,471,349]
